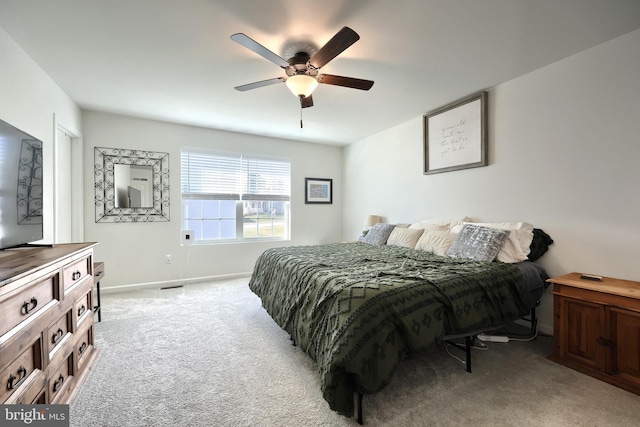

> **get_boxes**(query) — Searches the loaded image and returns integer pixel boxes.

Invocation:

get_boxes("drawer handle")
[21,297,38,315]
[78,305,86,317]
[8,366,27,390]
[72,270,82,281]
[52,328,64,345]
[79,342,88,356]
[53,374,65,393]
[596,336,616,348]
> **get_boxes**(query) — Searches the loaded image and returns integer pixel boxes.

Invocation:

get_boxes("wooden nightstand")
[547,272,640,396]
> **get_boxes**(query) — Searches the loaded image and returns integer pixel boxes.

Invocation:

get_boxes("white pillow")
[408,223,449,232]
[460,222,534,263]
[387,227,424,249]
[411,216,471,231]
[415,230,459,256]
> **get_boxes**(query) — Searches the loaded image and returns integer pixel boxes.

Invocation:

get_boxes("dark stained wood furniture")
[548,272,640,396]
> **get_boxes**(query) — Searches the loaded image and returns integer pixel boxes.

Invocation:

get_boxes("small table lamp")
[363,215,381,236]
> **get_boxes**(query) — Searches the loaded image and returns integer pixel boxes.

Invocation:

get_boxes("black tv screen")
[0,118,44,249]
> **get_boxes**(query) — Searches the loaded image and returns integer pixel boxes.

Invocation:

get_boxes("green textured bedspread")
[248,243,530,417]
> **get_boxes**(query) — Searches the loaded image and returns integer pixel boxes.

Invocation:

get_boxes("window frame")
[181,148,291,244]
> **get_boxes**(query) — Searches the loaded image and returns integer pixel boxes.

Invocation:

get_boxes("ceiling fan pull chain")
[300,104,304,128]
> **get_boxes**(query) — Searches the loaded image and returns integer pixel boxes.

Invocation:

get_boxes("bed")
[248,222,552,422]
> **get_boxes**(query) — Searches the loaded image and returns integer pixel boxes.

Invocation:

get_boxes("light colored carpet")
[71,278,640,426]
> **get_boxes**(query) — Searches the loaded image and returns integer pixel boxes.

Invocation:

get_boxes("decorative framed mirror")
[94,147,170,222]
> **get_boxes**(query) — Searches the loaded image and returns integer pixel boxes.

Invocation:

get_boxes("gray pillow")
[447,224,510,262]
[362,223,395,246]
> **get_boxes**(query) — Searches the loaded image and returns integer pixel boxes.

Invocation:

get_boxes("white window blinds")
[181,150,290,201]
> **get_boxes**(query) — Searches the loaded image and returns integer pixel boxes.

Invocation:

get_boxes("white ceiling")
[1,0,639,146]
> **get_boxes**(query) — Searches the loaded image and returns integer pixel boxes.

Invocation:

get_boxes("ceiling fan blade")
[309,27,360,69]
[300,95,314,108]
[234,77,285,91]
[231,33,290,68]
[317,74,374,90]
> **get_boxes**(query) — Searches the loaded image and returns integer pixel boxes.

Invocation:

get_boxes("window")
[181,149,290,243]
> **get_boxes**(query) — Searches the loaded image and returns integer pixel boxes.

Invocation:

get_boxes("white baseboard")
[100,272,252,295]
[513,316,553,337]
[537,321,553,336]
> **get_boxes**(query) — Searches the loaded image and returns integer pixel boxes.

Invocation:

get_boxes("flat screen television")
[0,118,44,250]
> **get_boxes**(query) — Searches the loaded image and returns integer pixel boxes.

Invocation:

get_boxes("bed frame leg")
[465,336,472,373]
[445,336,473,372]
[357,392,364,425]
[519,305,539,339]
[530,305,538,337]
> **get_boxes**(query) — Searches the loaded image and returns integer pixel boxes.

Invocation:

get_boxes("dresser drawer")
[75,291,92,326]
[8,378,45,404]
[48,310,72,360]
[63,256,91,293]
[49,353,73,403]
[0,337,43,402]
[27,387,46,404]
[77,324,94,371]
[0,274,57,339]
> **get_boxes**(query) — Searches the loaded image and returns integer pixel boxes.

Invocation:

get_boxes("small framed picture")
[305,178,332,204]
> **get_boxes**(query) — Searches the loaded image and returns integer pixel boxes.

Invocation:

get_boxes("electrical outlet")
[165,254,172,264]
[181,230,194,246]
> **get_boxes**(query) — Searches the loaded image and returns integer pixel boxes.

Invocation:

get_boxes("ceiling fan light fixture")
[285,74,318,98]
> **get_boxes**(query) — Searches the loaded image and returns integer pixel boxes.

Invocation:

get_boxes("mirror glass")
[94,147,169,222]
[114,164,154,208]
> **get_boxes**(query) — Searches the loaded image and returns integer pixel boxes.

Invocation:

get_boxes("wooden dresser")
[0,243,98,404]
[548,272,640,395]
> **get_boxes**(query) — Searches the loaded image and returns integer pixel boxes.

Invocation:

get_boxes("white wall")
[83,111,343,290]
[343,29,640,335]
[5,16,638,334]
[0,26,82,245]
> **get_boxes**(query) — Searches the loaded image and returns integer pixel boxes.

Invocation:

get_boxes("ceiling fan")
[231,27,374,109]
